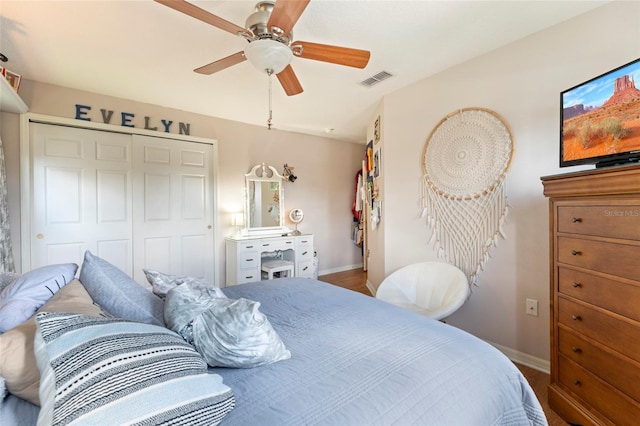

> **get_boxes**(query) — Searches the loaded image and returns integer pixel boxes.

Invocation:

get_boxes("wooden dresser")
[541,164,640,425]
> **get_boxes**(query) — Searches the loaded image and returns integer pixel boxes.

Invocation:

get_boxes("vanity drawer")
[297,260,315,278]
[558,356,640,425]
[239,251,259,268]
[260,237,295,252]
[558,297,640,362]
[559,328,640,402]
[558,267,640,322]
[557,236,640,282]
[236,268,260,284]
[557,204,640,240]
[238,240,260,251]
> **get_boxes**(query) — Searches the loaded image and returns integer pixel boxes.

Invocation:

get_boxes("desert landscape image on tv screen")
[562,59,640,165]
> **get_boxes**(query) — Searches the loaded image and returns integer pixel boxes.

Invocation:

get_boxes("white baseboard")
[487,340,550,374]
[365,279,376,296]
[318,263,363,276]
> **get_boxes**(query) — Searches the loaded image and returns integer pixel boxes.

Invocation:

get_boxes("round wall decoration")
[422,108,514,199]
[420,108,514,286]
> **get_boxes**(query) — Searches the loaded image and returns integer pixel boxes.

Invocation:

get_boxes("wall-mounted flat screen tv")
[560,57,640,168]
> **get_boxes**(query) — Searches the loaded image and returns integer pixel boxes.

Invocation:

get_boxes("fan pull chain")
[267,69,273,130]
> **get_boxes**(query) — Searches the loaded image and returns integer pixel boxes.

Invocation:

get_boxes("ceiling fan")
[155,0,371,96]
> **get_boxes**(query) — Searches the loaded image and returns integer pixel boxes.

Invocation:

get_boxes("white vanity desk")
[225,234,314,286]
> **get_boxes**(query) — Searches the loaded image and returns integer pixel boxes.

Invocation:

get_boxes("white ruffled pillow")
[165,282,290,368]
[143,269,226,299]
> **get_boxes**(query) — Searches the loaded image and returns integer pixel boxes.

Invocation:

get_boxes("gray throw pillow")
[0,264,78,333]
[79,251,164,326]
[165,282,290,368]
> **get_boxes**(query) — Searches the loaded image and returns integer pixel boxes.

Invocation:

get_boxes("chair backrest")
[376,262,469,319]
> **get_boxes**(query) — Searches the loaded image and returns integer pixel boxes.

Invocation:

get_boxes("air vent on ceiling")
[360,71,393,87]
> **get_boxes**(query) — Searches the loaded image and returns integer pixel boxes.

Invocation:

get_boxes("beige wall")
[374,1,640,365]
[1,81,365,281]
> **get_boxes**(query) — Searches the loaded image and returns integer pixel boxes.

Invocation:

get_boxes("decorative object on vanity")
[282,163,297,182]
[421,107,514,286]
[154,0,370,96]
[541,164,640,425]
[244,163,286,235]
[560,57,640,168]
[288,208,304,236]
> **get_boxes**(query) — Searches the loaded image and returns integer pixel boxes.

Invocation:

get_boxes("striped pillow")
[34,312,235,426]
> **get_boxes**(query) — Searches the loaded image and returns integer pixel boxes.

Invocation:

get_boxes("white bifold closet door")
[29,123,214,285]
[131,134,214,285]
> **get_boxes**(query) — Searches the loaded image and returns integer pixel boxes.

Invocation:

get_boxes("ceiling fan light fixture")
[244,39,292,74]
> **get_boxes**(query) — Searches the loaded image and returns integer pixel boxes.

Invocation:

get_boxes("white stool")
[261,259,294,280]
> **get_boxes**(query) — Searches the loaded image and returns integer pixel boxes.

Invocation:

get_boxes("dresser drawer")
[559,267,640,322]
[558,297,640,362]
[296,246,314,261]
[236,268,260,284]
[558,204,640,240]
[557,236,640,282]
[558,356,640,425]
[297,260,314,278]
[260,237,295,252]
[239,251,259,268]
[559,328,640,403]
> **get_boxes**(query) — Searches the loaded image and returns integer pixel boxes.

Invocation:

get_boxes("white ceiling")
[1,0,608,143]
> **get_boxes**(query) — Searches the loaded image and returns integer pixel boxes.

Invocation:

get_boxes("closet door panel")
[31,123,132,274]
[132,135,214,285]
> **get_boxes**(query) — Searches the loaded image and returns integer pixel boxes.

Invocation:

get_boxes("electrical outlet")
[526,299,538,316]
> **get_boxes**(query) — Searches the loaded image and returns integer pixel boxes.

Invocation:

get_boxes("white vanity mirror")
[244,164,286,235]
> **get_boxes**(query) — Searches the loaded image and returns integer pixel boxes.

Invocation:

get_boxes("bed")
[1,260,546,425]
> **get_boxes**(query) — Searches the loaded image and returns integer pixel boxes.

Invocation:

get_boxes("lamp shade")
[232,212,245,227]
[244,39,293,74]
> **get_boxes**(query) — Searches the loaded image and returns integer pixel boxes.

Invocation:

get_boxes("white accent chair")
[375,261,470,321]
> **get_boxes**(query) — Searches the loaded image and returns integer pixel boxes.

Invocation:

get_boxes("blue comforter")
[0,278,546,425]
[216,278,547,425]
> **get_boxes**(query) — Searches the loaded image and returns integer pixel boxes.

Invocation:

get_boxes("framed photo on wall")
[4,69,22,93]
[373,147,381,179]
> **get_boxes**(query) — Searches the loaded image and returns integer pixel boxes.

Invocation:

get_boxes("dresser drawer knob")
[572,282,582,288]
[571,250,582,256]
[572,346,582,353]
[573,380,581,386]
[571,315,581,321]
[571,217,582,223]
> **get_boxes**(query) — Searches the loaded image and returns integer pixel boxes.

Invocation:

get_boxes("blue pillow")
[0,263,77,333]
[34,312,235,425]
[79,251,164,326]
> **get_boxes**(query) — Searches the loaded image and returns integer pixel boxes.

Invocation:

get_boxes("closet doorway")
[23,119,217,285]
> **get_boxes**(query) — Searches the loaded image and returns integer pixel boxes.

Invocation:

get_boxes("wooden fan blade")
[293,41,370,69]
[155,0,248,36]
[267,0,310,38]
[277,65,304,96]
[194,52,246,75]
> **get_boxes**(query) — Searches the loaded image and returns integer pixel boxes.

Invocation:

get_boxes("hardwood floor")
[318,268,566,425]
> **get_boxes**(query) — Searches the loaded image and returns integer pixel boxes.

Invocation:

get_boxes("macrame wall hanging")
[420,108,514,286]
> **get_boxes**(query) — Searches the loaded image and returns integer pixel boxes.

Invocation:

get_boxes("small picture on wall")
[374,116,380,144]
[4,69,22,93]
[373,147,381,179]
